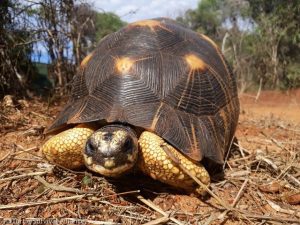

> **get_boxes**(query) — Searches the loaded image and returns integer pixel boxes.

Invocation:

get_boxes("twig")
[204,211,228,225]
[228,170,251,178]
[0,194,86,209]
[98,200,135,208]
[89,190,141,200]
[256,150,300,187]
[142,216,169,225]
[246,192,267,214]
[137,195,184,225]
[276,157,300,187]
[223,136,236,170]
[0,171,48,182]
[13,157,43,162]
[16,182,40,198]
[233,142,251,155]
[260,131,288,151]
[265,199,300,216]
[12,146,38,156]
[34,175,88,194]
[63,206,79,217]
[221,32,230,54]
[228,155,252,163]
[232,179,248,207]
[0,152,10,162]
[234,209,300,223]
[256,150,279,171]
[286,174,300,187]
[0,168,38,178]
[238,145,246,159]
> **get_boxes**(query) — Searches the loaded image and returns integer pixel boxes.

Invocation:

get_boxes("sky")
[33,0,199,63]
[93,0,199,23]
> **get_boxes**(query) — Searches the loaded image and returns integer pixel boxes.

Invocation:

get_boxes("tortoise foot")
[41,125,95,169]
[138,131,210,195]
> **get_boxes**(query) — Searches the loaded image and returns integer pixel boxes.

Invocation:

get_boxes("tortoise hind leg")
[138,131,210,195]
[41,125,95,169]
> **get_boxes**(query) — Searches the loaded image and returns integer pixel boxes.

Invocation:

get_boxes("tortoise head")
[83,125,138,177]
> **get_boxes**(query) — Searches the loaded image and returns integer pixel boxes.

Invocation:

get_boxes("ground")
[0,90,299,225]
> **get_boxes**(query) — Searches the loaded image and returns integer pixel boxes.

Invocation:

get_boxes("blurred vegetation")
[177,0,300,91]
[0,0,125,98]
[0,0,37,97]
[94,12,126,42]
[0,0,299,98]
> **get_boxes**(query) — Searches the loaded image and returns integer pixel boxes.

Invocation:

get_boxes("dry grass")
[0,92,299,224]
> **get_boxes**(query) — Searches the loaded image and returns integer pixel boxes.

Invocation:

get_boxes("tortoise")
[41,18,239,195]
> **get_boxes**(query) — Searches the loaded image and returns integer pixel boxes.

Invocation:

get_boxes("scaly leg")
[138,131,210,195]
[41,125,95,169]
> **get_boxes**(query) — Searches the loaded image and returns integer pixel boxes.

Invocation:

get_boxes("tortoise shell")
[46,18,240,164]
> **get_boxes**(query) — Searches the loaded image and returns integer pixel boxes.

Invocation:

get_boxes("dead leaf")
[258,182,282,193]
[283,193,300,205]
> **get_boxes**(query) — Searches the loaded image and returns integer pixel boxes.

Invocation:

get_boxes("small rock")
[2,95,15,107]
[18,99,29,108]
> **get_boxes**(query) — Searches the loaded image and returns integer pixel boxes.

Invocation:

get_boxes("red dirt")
[0,90,299,224]
[239,89,300,123]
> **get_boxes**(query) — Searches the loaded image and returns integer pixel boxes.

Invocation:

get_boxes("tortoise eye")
[123,138,133,152]
[85,140,95,155]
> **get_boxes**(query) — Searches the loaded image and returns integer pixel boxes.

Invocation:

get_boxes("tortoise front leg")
[41,125,95,169]
[138,131,210,195]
